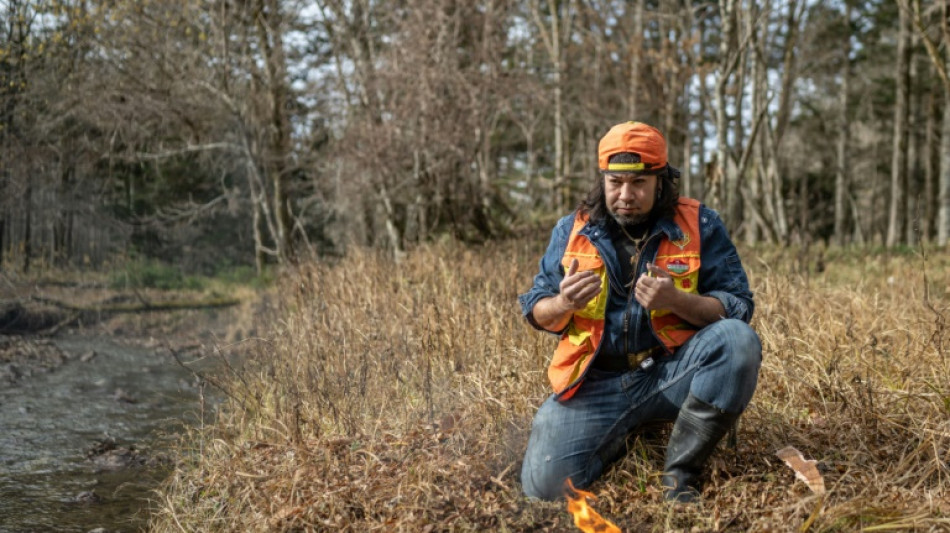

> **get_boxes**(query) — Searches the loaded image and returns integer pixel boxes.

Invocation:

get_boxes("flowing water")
[0,336,218,533]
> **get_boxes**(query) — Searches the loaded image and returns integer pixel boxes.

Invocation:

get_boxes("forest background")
[3,0,950,272]
[4,2,950,531]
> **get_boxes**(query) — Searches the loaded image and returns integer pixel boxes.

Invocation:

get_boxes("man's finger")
[567,258,579,277]
[646,262,670,278]
[572,284,601,308]
[577,281,601,298]
[569,271,601,294]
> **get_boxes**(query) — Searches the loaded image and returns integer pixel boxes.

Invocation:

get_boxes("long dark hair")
[578,165,682,224]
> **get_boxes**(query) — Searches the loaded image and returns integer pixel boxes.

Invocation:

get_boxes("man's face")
[604,172,659,226]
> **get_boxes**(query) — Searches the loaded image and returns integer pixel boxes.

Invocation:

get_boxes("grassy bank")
[150,242,950,532]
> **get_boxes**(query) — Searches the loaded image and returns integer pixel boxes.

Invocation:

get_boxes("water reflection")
[0,336,217,532]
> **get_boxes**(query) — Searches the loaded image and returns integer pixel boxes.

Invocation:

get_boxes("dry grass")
[150,240,950,532]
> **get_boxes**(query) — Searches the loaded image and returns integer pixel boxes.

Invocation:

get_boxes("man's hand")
[635,262,726,327]
[529,258,602,332]
[557,258,602,311]
[634,262,680,311]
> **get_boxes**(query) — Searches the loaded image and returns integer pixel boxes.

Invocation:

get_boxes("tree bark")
[834,2,852,247]
[257,0,295,263]
[906,34,922,246]
[661,7,678,139]
[940,86,950,246]
[682,90,693,199]
[906,0,950,246]
[683,0,710,202]
[922,85,937,242]
[886,4,911,247]
[530,0,573,211]
[23,180,32,273]
[775,0,804,244]
[714,0,738,216]
[747,6,764,245]
[627,0,644,119]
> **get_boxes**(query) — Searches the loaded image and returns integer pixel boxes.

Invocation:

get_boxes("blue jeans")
[520,319,762,501]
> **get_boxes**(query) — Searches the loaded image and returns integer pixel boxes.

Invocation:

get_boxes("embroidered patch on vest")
[670,232,691,250]
[667,258,689,274]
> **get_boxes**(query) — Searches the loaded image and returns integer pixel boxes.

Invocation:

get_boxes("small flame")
[564,479,621,533]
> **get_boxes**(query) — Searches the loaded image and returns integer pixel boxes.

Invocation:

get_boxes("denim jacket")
[518,201,754,359]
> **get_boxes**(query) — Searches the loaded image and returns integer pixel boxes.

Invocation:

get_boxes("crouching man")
[519,121,762,503]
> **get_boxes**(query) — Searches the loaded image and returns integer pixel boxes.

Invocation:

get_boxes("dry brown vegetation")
[151,241,950,532]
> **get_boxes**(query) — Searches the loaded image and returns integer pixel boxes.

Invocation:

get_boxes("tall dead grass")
[151,241,950,532]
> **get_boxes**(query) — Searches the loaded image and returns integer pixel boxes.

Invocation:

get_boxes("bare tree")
[908,0,950,246]
[1,0,37,270]
[942,68,950,247]
[2,0,944,270]
[254,0,296,264]
[628,0,645,119]
[886,2,912,247]
[834,2,853,246]
[713,0,739,217]
[530,0,576,211]
[74,0,321,272]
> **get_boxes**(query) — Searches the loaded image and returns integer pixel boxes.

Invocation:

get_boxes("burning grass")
[151,241,950,532]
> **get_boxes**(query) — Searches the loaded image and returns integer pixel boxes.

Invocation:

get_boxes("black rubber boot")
[661,393,740,503]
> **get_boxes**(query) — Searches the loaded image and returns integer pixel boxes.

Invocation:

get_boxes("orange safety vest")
[548,198,703,401]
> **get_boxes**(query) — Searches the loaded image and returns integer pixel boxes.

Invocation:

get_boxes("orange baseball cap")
[598,121,667,173]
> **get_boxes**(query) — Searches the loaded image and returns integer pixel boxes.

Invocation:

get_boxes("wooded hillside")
[2,0,949,271]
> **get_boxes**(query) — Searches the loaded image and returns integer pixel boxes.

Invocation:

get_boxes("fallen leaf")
[776,446,825,494]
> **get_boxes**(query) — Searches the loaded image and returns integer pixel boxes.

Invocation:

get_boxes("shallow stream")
[0,335,217,532]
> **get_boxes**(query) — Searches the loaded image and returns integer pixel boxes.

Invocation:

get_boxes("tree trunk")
[764,127,789,243]
[799,165,808,245]
[682,89,693,199]
[774,0,802,144]
[906,35,923,246]
[252,178,266,276]
[906,0,949,246]
[774,0,803,244]
[696,75,707,202]
[731,4,748,217]
[747,7,764,245]
[551,9,565,211]
[849,193,866,245]
[627,0,644,119]
[922,86,938,242]
[683,0,710,202]
[661,9,678,139]
[23,181,32,273]
[54,161,74,266]
[714,0,737,216]
[257,0,295,264]
[833,2,852,246]
[886,5,911,247]
[530,0,565,210]
[940,86,950,246]
[379,183,404,260]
